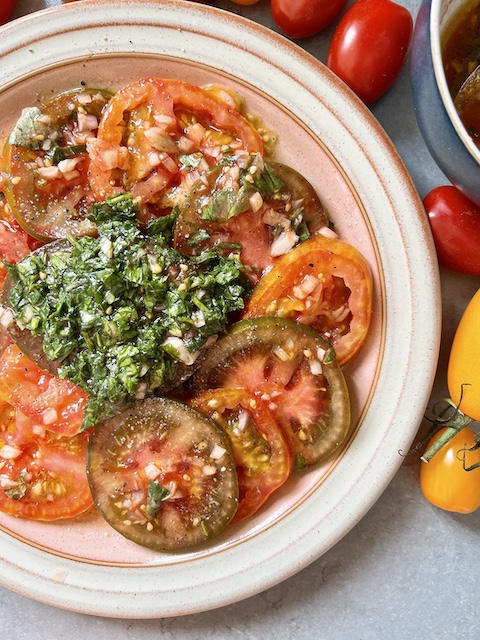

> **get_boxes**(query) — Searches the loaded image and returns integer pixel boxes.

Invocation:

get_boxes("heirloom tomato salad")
[0,77,373,551]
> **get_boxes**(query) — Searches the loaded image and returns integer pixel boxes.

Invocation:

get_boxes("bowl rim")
[431,0,480,164]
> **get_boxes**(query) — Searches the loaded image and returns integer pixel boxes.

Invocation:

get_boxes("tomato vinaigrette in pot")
[0,77,373,552]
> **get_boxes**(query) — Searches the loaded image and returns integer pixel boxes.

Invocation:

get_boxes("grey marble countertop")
[2,0,479,638]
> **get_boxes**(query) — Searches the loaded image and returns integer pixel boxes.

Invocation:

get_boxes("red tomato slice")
[0,404,93,520]
[3,88,111,241]
[190,388,292,522]
[87,77,264,208]
[0,344,88,437]
[0,219,32,290]
[243,234,373,366]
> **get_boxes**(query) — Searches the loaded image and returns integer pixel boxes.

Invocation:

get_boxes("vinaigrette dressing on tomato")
[0,77,373,549]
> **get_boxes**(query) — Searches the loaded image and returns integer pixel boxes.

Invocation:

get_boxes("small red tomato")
[423,185,480,275]
[327,0,413,104]
[0,0,17,24]
[271,0,347,39]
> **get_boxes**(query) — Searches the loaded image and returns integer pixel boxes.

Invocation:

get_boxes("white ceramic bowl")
[0,0,440,618]
[411,0,480,204]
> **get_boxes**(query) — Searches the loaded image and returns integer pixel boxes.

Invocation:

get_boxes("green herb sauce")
[6,193,249,429]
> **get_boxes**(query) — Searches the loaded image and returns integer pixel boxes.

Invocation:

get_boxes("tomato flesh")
[87,397,239,551]
[420,427,480,514]
[190,388,292,521]
[0,344,88,437]
[244,234,372,366]
[0,404,93,520]
[192,317,351,469]
[87,77,263,212]
[327,0,413,104]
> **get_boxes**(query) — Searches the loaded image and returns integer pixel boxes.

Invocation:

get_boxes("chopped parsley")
[6,193,249,429]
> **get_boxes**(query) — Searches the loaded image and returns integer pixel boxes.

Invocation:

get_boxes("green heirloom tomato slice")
[3,88,112,241]
[190,387,293,522]
[86,397,239,552]
[191,317,351,470]
[173,161,329,285]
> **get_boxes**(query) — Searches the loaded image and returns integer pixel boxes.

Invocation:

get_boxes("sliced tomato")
[0,219,32,290]
[87,77,264,212]
[87,397,239,551]
[3,88,111,241]
[0,344,88,437]
[0,404,93,520]
[174,161,329,284]
[192,317,351,470]
[190,387,292,521]
[243,234,373,366]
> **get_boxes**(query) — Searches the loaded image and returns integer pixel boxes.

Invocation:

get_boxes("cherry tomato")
[0,344,88,437]
[447,288,480,421]
[87,397,238,551]
[190,387,292,522]
[230,0,260,5]
[192,317,351,470]
[327,0,413,104]
[0,1,17,25]
[423,186,480,275]
[0,404,93,520]
[243,234,373,366]
[271,0,347,39]
[420,427,480,514]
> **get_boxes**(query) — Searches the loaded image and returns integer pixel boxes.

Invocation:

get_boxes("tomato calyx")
[419,395,479,467]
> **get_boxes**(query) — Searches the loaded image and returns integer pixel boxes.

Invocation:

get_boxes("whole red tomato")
[327,0,413,104]
[271,0,347,39]
[423,185,480,275]
[0,0,17,24]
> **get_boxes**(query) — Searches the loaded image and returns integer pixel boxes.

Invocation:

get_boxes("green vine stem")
[420,398,474,463]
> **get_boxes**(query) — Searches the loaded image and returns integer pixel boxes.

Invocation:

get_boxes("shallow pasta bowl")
[0,0,440,618]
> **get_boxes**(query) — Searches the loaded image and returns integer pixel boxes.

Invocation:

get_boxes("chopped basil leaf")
[7,193,248,429]
[178,152,204,169]
[45,143,87,165]
[146,481,170,518]
[198,156,285,223]
[9,107,61,150]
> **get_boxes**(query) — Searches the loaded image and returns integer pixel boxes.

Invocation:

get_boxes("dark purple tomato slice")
[3,88,111,241]
[191,317,351,470]
[86,397,239,551]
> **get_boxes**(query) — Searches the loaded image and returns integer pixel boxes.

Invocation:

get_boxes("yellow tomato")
[447,288,480,420]
[420,427,480,514]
